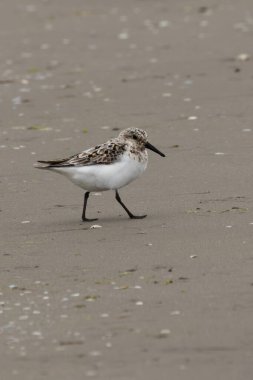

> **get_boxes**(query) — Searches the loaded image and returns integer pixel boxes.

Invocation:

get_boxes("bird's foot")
[129,214,147,219]
[82,217,98,222]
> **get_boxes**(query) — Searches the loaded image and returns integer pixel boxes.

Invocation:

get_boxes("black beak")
[145,142,165,157]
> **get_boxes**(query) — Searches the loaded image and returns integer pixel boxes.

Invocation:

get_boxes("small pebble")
[118,32,129,40]
[89,350,101,357]
[86,370,97,377]
[159,329,171,337]
[237,53,250,61]
[100,313,109,318]
[19,315,28,320]
[9,284,17,289]
[170,310,181,315]
[159,20,170,28]
[93,87,102,93]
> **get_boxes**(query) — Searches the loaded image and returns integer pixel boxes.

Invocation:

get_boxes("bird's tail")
[34,159,68,169]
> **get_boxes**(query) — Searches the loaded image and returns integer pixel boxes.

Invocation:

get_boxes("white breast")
[50,153,148,192]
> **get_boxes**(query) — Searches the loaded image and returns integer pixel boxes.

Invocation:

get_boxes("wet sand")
[1,1,253,379]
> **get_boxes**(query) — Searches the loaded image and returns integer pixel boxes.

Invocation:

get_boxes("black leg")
[82,192,98,222]
[115,190,147,219]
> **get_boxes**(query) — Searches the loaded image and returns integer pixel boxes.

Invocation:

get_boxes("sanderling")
[35,128,165,221]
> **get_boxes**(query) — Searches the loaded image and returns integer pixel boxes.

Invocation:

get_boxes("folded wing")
[37,141,126,168]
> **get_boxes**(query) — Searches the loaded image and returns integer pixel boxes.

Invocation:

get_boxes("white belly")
[50,155,147,192]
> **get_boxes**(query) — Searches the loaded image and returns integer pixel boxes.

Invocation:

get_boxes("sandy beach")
[1,1,253,379]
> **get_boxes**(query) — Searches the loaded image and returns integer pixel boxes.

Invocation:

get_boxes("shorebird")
[35,128,165,221]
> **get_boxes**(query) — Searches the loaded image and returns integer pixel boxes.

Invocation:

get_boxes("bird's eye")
[133,135,137,140]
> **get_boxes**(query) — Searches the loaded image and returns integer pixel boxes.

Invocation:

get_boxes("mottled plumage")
[38,140,126,167]
[37,128,148,168]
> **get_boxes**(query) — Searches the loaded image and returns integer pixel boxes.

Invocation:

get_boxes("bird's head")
[119,128,165,157]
